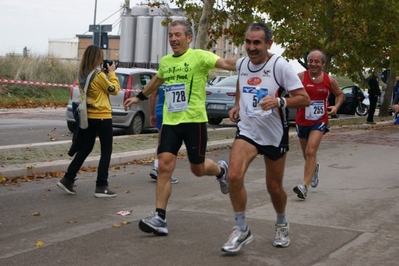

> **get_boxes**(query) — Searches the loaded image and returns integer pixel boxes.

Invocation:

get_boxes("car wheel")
[126,114,143,135]
[355,104,369,116]
[67,121,76,133]
[208,118,223,125]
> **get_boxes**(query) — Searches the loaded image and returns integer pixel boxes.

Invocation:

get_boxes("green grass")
[0,54,77,108]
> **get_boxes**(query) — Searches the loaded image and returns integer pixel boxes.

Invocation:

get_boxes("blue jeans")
[65,118,113,186]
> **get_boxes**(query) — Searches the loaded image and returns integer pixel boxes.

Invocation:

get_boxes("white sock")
[234,211,247,231]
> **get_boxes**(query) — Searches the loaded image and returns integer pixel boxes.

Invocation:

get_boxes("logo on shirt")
[247,77,262,85]
[263,69,271,77]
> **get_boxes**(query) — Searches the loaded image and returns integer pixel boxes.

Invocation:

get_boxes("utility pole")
[94,0,97,24]
[92,0,98,45]
[89,0,112,49]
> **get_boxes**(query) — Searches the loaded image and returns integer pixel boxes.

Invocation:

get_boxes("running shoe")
[273,223,290,247]
[149,167,158,180]
[217,159,229,194]
[293,184,307,199]
[139,212,168,236]
[221,226,253,253]
[150,167,178,184]
[310,162,320,188]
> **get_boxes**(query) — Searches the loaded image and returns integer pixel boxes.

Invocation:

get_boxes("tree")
[148,0,399,116]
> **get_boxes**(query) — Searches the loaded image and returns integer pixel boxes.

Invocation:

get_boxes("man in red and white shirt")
[294,49,345,200]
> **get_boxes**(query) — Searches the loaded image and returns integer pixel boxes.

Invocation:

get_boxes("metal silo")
[134,15,152,68]
[150,16,168,69]
[119,16,136,67]
[131,5,149,16]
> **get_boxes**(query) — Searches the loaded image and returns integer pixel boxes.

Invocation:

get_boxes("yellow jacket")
[79,71,120,119]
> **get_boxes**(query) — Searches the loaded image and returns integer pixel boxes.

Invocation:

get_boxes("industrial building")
[48,3,244,69]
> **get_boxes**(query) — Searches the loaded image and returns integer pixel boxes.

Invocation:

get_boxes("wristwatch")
[279,97,285,108]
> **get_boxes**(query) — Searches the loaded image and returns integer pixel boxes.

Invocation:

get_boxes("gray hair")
[246,22,273,43]
[169,20,193,37]
[307,50,326,63]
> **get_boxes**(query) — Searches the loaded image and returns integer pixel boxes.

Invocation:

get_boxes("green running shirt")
[157,48,219,125]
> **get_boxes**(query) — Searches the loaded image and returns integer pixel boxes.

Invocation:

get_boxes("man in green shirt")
[124,20,237,236]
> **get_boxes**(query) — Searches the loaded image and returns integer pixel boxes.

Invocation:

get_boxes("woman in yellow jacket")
[58,45,120,198]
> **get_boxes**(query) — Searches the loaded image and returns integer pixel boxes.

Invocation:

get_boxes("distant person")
[392,78,399,105]
[222,22,310,253]
[123,20,237,236]
[149,86,178,184]
[366,71,381,125]
[57,45,120,198]
[391,78,399,124]
[293,50,345,200]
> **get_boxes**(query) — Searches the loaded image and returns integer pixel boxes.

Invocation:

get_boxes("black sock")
[216,167,225,179]
[156,208,166,220]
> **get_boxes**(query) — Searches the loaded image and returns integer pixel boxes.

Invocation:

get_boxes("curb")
[1,139,234,179]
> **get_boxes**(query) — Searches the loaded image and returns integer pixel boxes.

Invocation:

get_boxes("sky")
[0,0,304,72]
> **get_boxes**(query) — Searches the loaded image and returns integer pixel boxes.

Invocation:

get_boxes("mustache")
[247,49,258,55]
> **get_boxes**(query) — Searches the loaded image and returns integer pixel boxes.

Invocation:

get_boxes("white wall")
[48,38,79,59]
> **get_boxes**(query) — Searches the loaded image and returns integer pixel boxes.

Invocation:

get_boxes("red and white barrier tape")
[0,79,73,88]
[122,89,142,93]
[0,79,144,93]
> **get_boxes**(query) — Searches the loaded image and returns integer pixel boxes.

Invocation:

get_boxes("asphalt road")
[0,124,398,265]
[0,108,238,146]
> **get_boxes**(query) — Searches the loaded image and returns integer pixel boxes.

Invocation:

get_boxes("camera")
[103,59,116,70]
[103,59,114,69]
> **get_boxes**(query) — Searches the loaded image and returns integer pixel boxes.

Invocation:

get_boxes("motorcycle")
[355,102,369,116]
[354,87,369,116]
[328,85,370,118]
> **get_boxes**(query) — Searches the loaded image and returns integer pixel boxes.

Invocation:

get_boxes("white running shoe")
[273,223,290,247]
[221,226,253,253]
[310,162,320,188]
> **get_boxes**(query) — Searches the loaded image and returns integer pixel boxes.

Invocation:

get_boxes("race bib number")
[242,86,272,117]
[305,100,324,120]
[165,83,188,112]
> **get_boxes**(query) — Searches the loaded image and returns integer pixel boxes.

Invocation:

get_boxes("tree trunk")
[195,0,215,50]
[379,68,396,117]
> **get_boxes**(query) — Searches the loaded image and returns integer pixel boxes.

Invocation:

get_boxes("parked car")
[205,75,237,125]
[206,75,227,87]
[66,67,158,135]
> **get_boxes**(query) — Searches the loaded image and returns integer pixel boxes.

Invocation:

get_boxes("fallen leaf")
[125,190,131,193]
[67,220,77,224]
[0,174,5,183]
[35,241,44,247]
[32,211,41,216]
[113,224,122,228]
[122,221,130,225]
